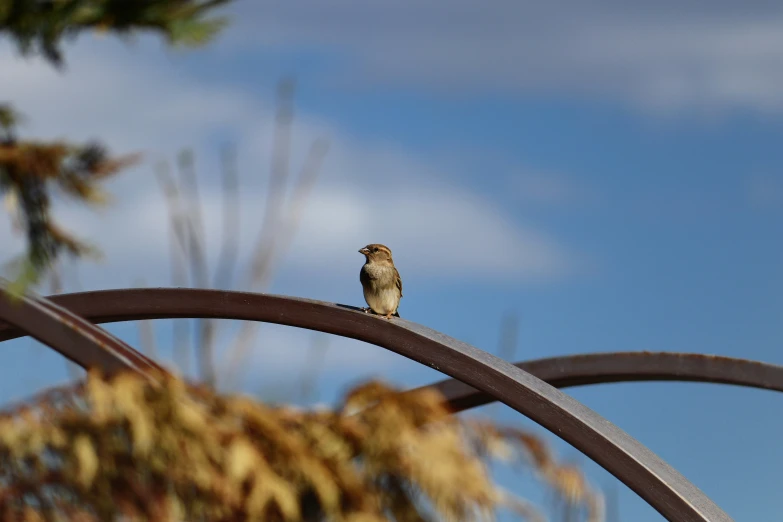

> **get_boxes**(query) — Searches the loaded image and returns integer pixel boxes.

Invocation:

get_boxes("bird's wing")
[394,267,403,298]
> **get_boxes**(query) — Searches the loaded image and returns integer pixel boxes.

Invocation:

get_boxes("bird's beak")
[359,248,370,255]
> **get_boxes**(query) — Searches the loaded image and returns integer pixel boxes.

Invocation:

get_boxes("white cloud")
[292,184,570,281]
[227,0,783,112]
[1,36,576,290]
[2,164,571,289]
[0,42,260,151]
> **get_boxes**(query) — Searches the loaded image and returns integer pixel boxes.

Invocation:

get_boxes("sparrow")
[358,243,402,319]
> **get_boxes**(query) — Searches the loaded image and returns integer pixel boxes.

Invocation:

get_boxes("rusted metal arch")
[426,351,783,412]
[0,288,731,521]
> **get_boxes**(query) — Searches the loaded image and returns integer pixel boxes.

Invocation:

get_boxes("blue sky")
[2,1,783,520]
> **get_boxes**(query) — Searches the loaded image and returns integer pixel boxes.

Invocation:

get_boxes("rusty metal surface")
[0,288,166,379]
[0,288,732,521]
[425,351,783,412]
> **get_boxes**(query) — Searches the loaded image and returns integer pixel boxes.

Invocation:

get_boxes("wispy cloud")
[229,0,783,113]
[1,43,259,151]
[0,35,577,290]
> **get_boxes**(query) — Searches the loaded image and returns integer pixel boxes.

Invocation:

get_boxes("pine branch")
[0,0,233,67]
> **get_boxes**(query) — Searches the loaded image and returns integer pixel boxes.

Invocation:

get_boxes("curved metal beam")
[426,351,783,412]
[0,288,732,521]
[1,291,778,399]
[0,288,166,379]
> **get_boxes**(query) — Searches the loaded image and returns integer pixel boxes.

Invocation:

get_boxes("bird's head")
[359,243,393,264]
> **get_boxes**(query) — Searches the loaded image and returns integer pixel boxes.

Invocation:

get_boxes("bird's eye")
[373,248,379,253]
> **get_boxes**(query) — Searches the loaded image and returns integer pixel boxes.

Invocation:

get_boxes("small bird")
[358,243,402,319]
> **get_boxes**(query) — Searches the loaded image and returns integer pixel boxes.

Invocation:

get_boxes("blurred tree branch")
[0,0,233,294]
[0,110,138,293]
[0,0,232,66]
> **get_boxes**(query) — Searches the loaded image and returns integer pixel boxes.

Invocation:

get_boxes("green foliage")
[0,0,232,66]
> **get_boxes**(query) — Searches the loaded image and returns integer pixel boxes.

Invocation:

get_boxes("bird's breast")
[361,262,394,283]
[361,263,401,315]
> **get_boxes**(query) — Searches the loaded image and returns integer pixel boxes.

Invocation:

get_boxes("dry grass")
[0,371,602,522]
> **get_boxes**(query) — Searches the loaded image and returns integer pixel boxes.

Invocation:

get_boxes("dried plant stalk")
[156,161,193,376]
[213,145,240,291]
[222,136,330,385]
[175,150,216,386]
[0,372,601,522]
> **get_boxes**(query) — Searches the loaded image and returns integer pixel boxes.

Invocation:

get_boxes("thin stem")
[212,144,240,290]
[155,162,192,376]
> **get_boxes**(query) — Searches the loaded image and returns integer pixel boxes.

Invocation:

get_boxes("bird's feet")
[361,307,396,320]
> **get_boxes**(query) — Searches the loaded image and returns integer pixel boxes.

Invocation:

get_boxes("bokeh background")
[3,1,783,520]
